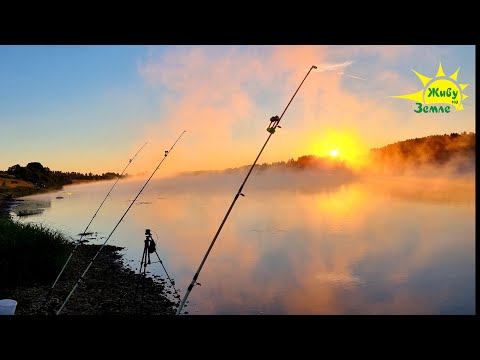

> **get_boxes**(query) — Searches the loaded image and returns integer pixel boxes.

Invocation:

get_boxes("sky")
[0,45,475,177]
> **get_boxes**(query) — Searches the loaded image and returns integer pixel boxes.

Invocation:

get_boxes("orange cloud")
[133,45,473,179]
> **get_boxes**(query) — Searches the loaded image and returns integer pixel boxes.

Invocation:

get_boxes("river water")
[13,171,475,314]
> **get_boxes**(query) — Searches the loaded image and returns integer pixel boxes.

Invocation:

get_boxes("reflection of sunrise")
[314,184,367,219]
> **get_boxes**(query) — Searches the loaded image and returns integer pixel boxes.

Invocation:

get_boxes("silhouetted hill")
[0,162,127,199]
[4,162,126,188]
[369,132,475,175]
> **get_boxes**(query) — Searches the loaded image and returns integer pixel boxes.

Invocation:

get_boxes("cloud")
[134,45,474,178]
[314,60,354,72]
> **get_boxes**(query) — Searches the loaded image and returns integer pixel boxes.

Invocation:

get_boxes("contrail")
[344,73,367,81]
[337,71,367,81]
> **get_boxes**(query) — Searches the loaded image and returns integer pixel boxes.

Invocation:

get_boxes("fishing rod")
[56,131,186,315]
[40,141,148,310]
[176,65,317,315]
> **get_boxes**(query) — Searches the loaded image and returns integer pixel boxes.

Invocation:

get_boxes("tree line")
[369,132,475,166]
[5,162,125,189]
[181,154,350,177]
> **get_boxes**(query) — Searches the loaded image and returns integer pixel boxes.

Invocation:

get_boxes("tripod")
[133,229,180,314]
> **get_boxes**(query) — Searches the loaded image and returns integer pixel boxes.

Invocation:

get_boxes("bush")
[0,217,73,296]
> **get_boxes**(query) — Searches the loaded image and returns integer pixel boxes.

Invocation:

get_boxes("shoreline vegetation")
[0,132,475,315]
[0,202,178,315]
[1,162,127,200]
[0,167,178,315]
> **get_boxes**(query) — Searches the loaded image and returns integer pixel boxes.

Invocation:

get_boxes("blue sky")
[0,45,475,175]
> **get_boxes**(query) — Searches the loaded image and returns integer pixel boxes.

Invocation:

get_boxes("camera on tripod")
[134,227,179,312]
[144,229,156,254]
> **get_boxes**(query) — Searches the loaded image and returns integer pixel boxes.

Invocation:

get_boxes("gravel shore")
[11,244,179,315]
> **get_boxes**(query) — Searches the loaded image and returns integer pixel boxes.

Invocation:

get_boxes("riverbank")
[11,244,178,315]
[0,190,180,315]
[0,174,115,200]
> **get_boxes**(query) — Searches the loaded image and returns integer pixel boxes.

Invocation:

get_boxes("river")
[12,170,475,314]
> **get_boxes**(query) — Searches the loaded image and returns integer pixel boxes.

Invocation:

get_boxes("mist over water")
[13,167,475,314]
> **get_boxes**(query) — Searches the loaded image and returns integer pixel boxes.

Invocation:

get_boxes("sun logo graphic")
[392,62,469,113]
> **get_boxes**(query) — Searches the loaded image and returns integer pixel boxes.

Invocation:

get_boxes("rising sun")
[329,149,339,157]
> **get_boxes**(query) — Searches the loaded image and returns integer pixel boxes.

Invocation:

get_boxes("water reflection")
[16,174,475,314]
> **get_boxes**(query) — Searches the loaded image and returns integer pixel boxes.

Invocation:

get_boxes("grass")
[0,174,64,200]
[0,175,35,188]
[0,186,43,199]
[0,216,73,297]
[0,175,74,298]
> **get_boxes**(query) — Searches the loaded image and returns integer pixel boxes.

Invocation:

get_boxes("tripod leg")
[140,257,148,314]
[133,247,147,312]
[154,250,180,299]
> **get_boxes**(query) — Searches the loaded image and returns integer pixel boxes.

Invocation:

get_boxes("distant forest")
[180,154,350,177]
[229,155,349,173]
[180,132,475,176]
[3,162,125,189]
[369,132,475,172]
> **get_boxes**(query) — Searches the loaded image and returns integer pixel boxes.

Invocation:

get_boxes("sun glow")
[309,130,368,168]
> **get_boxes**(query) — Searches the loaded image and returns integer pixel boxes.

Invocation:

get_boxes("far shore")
[0,176,121,202]
[70,178,115,185]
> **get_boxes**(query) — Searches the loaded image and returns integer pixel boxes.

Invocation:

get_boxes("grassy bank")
[0,176,72,298]
[0,186,57,199]
[0,215,73,298]
[0,172,115,200]
[0,174,63,200]
[0,175,106,298]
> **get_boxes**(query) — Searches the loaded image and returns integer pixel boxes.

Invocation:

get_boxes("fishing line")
[148,229,179,297]
[176,65,317,315]
[56,131,186,315]
[40,142,148,311]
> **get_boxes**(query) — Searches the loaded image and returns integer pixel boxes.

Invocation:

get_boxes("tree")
[26,162,46,172]
[7,164,21,175]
